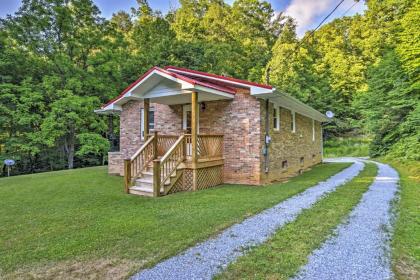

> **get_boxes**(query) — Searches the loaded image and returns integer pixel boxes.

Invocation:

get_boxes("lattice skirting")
[167,166,223,194]
[167,169,193,194]
[196,165,223,190]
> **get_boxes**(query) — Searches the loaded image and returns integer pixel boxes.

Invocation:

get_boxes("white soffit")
[262,91,328,122]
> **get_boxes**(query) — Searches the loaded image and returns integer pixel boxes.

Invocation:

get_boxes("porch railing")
[154,135,185,196]
[157,135,178,157]
[124,135,155,193]
[124,133,224,195]
[184,134,224,159]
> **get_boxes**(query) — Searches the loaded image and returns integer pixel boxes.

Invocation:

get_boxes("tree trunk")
[65,127,76,169]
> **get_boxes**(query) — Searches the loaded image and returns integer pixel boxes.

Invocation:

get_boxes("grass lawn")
[0,162,350,279]
[216,163,377,280]
[382,159,420,280]
[324,137,370,158]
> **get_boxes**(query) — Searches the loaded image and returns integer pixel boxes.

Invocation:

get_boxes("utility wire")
[341,0,361,17]
[282,0,347,62]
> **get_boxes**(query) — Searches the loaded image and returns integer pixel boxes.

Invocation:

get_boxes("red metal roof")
[165,66,273,89]
[102,66,270,109]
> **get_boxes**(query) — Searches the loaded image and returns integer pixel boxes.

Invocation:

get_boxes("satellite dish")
[325,111,334,119]
[4,159,15,166]
[4,159,15,177]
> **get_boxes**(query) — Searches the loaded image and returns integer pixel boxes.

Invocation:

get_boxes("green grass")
[324,137,370,158]
[0,163,350,278]
[216,163,377,280]
[381,159,420,280]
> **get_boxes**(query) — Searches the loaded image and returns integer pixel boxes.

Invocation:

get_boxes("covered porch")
[98,67,236,196]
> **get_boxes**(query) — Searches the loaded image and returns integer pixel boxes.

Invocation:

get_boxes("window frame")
[140,107,155,140]
[291,111,296,133]
[273,105,280,131]
[312,119,315,142]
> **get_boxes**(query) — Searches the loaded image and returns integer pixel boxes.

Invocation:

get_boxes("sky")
[0,0,366,36]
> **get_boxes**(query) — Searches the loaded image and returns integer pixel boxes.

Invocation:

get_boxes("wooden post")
[153,159,160,197]
[153,130,158,159]
[191,91,198,191]
[124,158,131,193]
[143,98,150,139]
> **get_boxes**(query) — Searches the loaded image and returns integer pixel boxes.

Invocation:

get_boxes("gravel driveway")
[294,159,399,280]
[131,161,364,280]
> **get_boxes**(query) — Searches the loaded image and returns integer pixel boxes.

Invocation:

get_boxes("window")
[291,111,296,133]
[312,119,315,142]
[140,107,155,140]
[300,157,304,166]
[282,160,288,169]
[273,105,280,131]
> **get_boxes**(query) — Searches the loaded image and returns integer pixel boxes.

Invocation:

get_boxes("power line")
[282,0,347,62]
[341,0,361,17]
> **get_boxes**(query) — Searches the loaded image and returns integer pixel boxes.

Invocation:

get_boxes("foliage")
[217,163,377,280]
[0,0,418,175]
[324,137,370,158]
[268,0,419,156]
[356,50,418,158]
[0,162,350,278]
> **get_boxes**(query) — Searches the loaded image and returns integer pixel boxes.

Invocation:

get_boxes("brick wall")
[198,89,262,185]
[119,101,183,158]
[260,102,322,184]
[116,91,322,186]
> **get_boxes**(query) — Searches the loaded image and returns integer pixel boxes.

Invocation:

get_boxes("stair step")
[129,185,164,197]
[136,177,153,184]
[141,173,153,180]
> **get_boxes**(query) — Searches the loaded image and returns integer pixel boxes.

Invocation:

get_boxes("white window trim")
[140,107,154,140]
[273,105,280,131]
[312,119,315,142]
[182,104,199,132]
[292,111,296,133]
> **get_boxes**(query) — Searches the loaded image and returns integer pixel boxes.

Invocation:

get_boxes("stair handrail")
[130,135,154,161]
[124,135,155,193]
[153,134,185,196]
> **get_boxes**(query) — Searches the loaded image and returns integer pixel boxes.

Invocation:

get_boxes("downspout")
[264,99,270,173]
[263,67,271,173]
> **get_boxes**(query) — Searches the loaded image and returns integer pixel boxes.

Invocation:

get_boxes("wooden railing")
[124,135,155,193]
[185,134,224,159]
[124,133,224,195]
[154,135,185,196]
[157,135,178,157]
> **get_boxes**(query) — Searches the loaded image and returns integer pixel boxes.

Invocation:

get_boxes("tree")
[356,50,417,157]
[41,91,105,169]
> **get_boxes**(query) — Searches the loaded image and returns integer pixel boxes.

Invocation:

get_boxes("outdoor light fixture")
[200,102,206,112]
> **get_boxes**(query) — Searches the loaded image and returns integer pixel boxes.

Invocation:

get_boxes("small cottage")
[96,66,328,196]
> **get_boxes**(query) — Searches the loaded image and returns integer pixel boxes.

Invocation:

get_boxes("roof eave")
[256,90,328,122]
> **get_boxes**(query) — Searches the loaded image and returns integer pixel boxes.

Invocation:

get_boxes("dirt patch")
[1,258,142,280]
[395,256,420,280]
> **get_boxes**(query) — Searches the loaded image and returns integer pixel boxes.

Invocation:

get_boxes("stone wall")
[260,102,322,184]
[108,151,123,175]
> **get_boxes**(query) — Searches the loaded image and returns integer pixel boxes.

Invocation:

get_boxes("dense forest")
[0,0,418,175]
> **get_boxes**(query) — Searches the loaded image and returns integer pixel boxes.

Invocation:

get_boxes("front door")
[183,104,199,133]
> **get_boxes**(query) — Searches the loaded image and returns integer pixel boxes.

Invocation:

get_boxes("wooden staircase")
[124,132,186,197]
[123,132,224,197]
[128,159,184,196]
